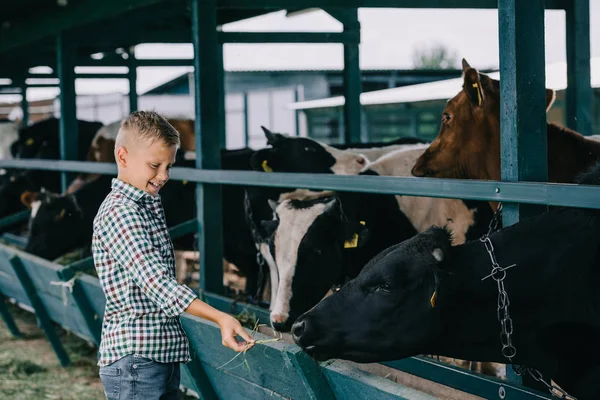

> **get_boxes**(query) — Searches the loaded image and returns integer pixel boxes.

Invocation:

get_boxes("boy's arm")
[185,299,255,351]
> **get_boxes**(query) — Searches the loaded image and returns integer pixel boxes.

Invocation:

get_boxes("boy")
[92,111,255,399]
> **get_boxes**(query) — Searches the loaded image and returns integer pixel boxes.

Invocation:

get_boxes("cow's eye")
[372,283,391,293]
[442,113,451,122]
[304,146,317,153]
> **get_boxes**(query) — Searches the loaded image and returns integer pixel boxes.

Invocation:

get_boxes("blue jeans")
[99,354,181,400]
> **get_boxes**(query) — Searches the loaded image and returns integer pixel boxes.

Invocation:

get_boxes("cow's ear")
[343,220,369,249]
[261,126,285,147]
[546,89,556,111]
[20,191,37,208]
[462,59,484,107]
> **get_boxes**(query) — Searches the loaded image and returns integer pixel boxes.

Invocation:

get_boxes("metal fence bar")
[0,294,23,338]
[1,159,600,209]
[9,256,71,367]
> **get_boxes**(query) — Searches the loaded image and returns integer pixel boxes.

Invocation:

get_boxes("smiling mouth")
[149,181,161,190]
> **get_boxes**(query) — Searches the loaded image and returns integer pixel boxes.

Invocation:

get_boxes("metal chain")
[480,203,577,400]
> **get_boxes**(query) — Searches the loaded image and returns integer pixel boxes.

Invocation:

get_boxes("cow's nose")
[291,320,306,341]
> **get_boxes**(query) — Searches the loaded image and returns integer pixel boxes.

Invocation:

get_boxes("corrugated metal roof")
[289,58,600,110]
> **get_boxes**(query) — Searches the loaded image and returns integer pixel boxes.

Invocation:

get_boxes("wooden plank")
[283,347,335,400]
[56,32,78,193]
[9,256,71,367]
[191,0,224,295]
[67,277,102,347]
[566,0,593,135]
[180,314,322,399]
[0,294,23,338]
[498,0,548,226]
[322,361,437,400]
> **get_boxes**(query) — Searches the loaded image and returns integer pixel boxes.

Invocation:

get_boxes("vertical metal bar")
[243,92,249,147]
[191,0,224,295]
[9,256,71,367]
[127,46,138,113]
[294,86,300,137]
[217,43,226,149]
[342,10,361,144]
[499,0,548,389]
[566,0,592,135]
[20,82,29,127]
[56,32,78,193]
[0,294,23,338]
[498,0,548,228]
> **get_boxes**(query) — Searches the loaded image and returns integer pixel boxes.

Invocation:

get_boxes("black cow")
[292,163,600,400]
[0,118,103,220]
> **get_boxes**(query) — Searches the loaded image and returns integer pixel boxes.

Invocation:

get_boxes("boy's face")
[116,139,177,197]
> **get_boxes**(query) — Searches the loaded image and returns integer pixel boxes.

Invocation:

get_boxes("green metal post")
[499,0,548,390]
[9,256,71,367]
[20,81,29,127]
[0,295,23,338]
[56,32,78,193]
[217,43,226,149]
[338,10,362,144]
[498,0,548,228]
[566,0,592,135]
[191,0,224,295]
[127,47,138,113]
[243,92,249,147]
[294,86,300,137]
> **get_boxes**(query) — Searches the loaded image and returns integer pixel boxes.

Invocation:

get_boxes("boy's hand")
[217,313,256,352]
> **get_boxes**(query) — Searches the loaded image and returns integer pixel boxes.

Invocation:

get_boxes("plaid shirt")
[92,178,197,367]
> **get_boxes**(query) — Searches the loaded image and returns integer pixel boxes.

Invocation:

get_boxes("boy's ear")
[115,146,128,167]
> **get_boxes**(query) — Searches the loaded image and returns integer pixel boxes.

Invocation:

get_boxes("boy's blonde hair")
[114,111,180,157]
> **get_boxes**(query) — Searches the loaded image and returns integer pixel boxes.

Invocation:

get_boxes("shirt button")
[133,364,138,369]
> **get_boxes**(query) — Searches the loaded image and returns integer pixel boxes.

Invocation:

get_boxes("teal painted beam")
[243,92,249,146]
[0,210,30,231]
[566,0,593,135]
[192,0,224,296]
[217,0,568,10]
[9,256,71,367]
[384,359,548,400]
[283,347,336,400]
[76,58,194,67]
[65,277,102,347]
[327,9,362,144]
[498,0,548,227]
[127,47,138,113]
[0,0,164,53]
[0,295,23,338]
[219,31,359,44]
[2,159,600,210]
[57,32,78,193]
[19,81,29,127]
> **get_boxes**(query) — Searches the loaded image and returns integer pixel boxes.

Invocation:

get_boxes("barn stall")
[0,0,596,399]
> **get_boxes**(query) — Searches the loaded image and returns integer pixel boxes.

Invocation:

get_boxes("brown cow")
[412,59,600,187]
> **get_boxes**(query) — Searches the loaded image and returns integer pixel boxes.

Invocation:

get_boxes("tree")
[412,43,459,70]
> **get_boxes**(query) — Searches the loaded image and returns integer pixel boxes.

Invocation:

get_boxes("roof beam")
[0,0,165,53]
[217,0,568,10]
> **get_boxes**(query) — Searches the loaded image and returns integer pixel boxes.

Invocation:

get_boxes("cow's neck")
[432,207,600,369]
[547,123,600,183]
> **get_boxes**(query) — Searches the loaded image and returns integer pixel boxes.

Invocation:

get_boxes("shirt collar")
[111,178,160,204]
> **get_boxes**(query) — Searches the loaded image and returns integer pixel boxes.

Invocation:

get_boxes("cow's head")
[0,172,37,218]
[411,59,556,181]
[292,226,452,362]
[265,195,369,332]
[251,127,367,174]
[22,190,85,260]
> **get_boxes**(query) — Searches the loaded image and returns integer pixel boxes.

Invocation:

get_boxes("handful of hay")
[217,319,283,373]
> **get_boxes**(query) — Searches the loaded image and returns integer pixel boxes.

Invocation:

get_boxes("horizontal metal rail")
[2,159,600,209]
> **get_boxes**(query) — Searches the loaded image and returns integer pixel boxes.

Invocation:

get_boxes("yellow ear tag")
[344,233,359,249]
[56,208,66,221]
[472,82,483,106]
[262,160,273,172]
[430,291,437,308]
[182,180,188,185]
[344,221,365,249]
[25,138,35,146]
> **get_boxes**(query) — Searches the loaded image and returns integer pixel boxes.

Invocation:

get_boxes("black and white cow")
[263,144,492,332]
[292,162,600,400]
[245,128,428,308]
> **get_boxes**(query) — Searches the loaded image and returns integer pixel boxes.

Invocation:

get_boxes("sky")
[1,3,599,104]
